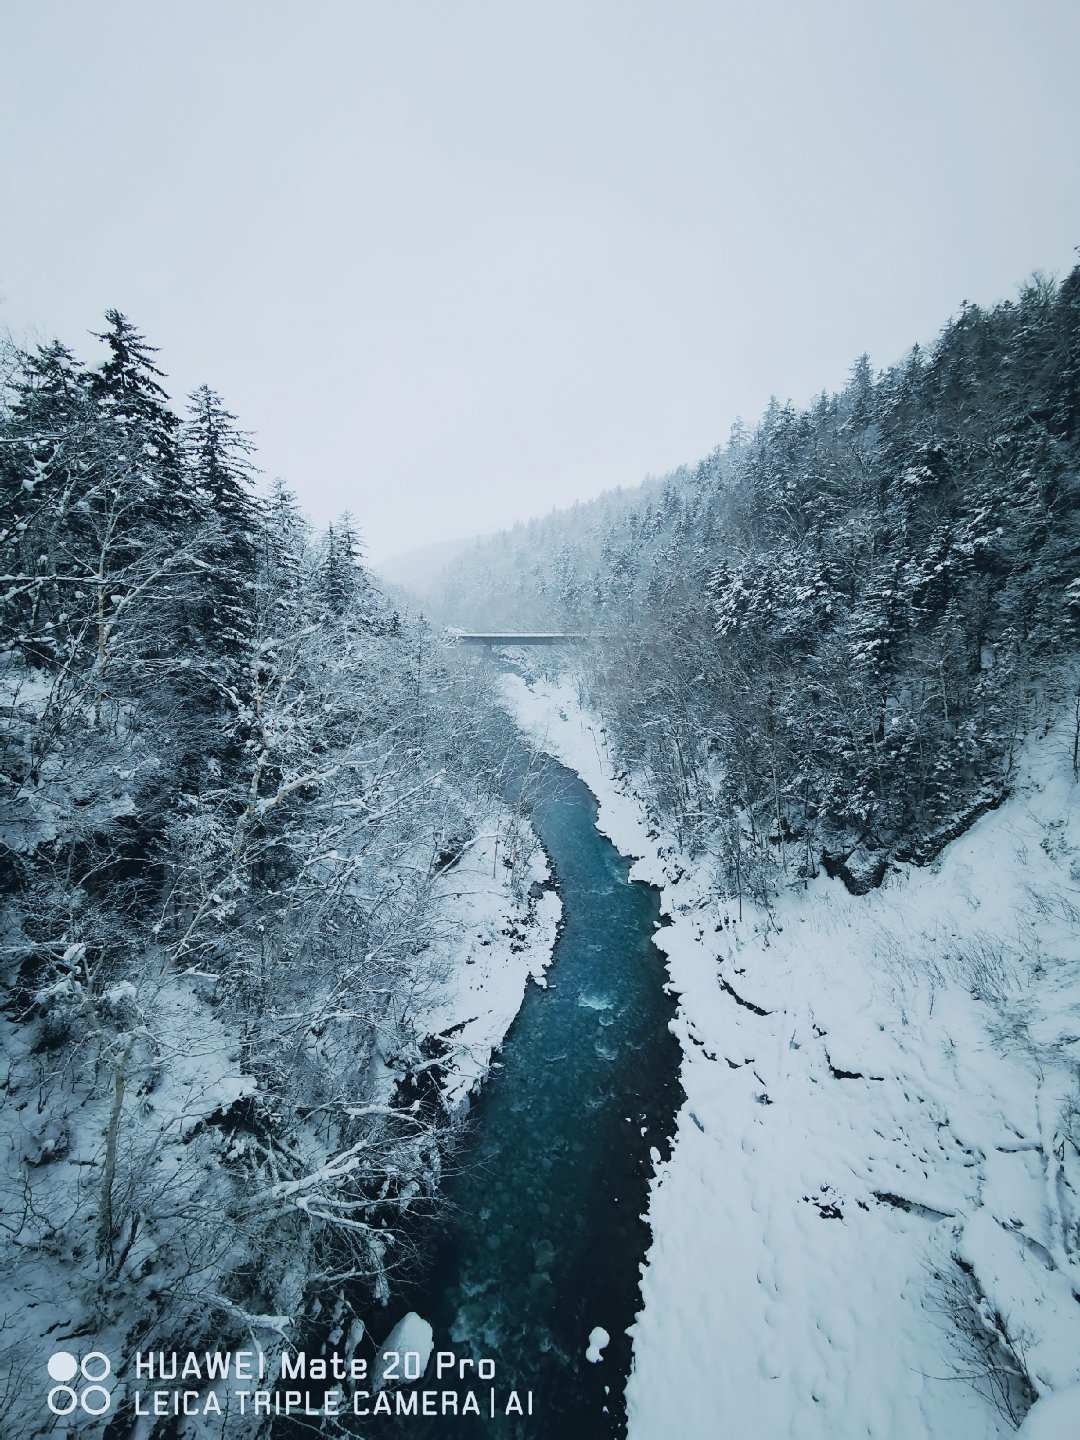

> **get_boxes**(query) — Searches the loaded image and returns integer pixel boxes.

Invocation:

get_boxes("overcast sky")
[3,1,1079,565]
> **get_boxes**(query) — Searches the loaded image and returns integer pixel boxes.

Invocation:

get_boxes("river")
[377,727,684,1439]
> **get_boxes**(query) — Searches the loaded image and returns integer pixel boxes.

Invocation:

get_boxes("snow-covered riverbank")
[417,824,562,1107]
[0,778,559,1440]
[501,667,1080,1440]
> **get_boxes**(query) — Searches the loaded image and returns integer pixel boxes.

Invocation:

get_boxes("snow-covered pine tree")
[89,310,180,464]
[181,385,262,679]
[1,341,93,661]
[88,310,186,550]
[262,478,308,607]
[318,511,376,624]
[84,310,205,678]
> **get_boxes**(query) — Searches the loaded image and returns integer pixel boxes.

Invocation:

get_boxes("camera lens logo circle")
[47,1351,112,1415]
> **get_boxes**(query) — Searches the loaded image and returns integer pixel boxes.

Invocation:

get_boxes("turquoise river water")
[379,734,685,1440]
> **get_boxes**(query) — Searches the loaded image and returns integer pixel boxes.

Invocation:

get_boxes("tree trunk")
[96,1034,135,1265]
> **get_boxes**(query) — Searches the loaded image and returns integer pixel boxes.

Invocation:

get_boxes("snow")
[501,664,1080,1439]
[0,644,560,1437]
[416,821,561,1106]
[1018,1385,1080,1439]
[958,1209,1080,1395]
[375,1312,434,1388]
[586,1326,611,1363]
[0,970,264,1435]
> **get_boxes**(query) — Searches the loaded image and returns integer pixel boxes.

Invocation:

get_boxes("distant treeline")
[424,268,1080,896]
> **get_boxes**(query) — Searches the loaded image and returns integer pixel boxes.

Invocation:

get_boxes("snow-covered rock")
[375,1312,434,1389]
[586,1326,610,1363]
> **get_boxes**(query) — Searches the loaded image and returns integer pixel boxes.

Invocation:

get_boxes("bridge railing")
[449,632,593,646]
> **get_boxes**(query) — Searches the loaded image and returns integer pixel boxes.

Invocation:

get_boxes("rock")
[821,844,888,895]
[21,1114,69,1166]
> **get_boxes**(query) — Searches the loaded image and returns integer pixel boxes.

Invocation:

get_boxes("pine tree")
[1051,264,1080,444]
[2,343,93,657]
[10,340,88,431]
[86,310,196,580]
[89,309,181,468]
[182,385,261,670]
[319,513,375,622]
[261,478,309,616]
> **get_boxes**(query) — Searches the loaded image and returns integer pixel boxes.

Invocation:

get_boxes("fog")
[3,0,1078,564]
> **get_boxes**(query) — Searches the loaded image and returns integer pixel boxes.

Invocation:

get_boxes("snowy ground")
[414,822,562,1106]
[0,802,558,1438]
[501,668,1080,1440]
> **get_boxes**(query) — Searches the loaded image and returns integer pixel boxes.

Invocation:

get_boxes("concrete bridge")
[450,630,592,647]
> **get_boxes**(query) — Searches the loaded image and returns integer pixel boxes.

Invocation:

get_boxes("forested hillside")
[440,264,1080,1437]
[423,269,1080,898]
[0,315,540,1433]
[4,268,1079,1436]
